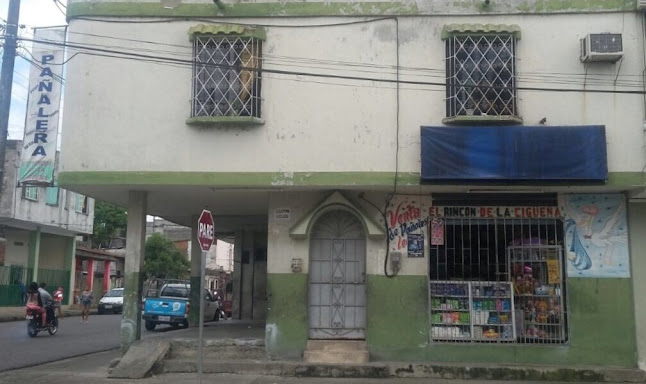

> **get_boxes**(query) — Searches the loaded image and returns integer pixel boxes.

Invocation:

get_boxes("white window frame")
[22,186,39,201]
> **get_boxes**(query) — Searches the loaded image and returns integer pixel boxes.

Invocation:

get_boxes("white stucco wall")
[38,235,68,270]
[61,13,646,175]
[4,230,30,266]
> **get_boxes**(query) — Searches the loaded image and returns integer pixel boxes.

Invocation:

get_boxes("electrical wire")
[14,36,646,95]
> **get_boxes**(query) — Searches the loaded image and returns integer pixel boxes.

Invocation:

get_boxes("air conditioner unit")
[638,0,646,10]
[580,33,623,63]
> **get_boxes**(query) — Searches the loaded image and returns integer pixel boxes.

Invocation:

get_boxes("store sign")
[428,206,562,219]
[18,27,66,185]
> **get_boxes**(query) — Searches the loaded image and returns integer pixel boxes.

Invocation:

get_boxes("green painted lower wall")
[367,276,636,367]
[265,273,308,359]
[267,273,636,366]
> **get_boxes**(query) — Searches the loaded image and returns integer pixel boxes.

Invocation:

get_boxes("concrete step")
[168,338,266,360]
[303,349,369,364]
[305,340,366,352]
[163,359,389,378]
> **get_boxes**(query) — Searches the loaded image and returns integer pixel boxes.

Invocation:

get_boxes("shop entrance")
[308,210,366,339]
[429,213,568,344]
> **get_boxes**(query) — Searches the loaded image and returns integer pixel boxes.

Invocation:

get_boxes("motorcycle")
[26,302,58,337]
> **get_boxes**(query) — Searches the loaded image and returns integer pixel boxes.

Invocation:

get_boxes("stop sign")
[197,209,214,251]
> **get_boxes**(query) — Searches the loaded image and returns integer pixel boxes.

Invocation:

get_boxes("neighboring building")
[74,247,125,303]
[0,140,94,305]
[60,0,646,370]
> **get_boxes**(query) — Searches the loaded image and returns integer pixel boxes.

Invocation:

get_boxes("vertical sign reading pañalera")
[18,27,66,185]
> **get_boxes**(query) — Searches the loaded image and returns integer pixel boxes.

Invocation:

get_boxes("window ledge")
[443,115,523,125]
[186,116,265,126]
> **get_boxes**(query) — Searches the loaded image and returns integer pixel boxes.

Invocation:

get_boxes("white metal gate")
[309,210,366,339]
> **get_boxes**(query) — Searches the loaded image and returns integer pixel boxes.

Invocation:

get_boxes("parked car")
[142,281,219,331]
[97,288,124,314]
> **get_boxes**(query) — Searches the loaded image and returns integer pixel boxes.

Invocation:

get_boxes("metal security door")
[309,210,366,339]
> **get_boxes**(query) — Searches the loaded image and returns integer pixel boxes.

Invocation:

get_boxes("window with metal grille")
[191,36,262,118]
[429,217,568,344]
[445,34,517,119]
[74,194,88,214]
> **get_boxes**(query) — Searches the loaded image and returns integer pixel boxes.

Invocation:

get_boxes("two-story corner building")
[59,0,646,370]
[0,140,95,306]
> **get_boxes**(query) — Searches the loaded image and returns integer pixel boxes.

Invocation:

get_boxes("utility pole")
[0,0,21,197]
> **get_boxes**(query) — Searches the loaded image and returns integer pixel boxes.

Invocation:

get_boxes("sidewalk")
[0,349,626,384]
[0,305,97,322]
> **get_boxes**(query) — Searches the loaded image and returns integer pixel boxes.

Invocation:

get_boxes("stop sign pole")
[197,209,214,384]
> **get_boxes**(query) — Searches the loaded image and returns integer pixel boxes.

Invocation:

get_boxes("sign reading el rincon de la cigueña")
[18,27,66,185]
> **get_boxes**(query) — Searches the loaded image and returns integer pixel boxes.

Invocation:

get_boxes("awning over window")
[441,23,521,40]
[188,24,266,41]
[420,125,607,182]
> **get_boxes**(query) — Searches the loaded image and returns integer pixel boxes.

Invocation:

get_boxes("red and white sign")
[197,209,214,252]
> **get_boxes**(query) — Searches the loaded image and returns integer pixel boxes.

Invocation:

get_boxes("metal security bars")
[428,218,568,344]
[192,36,262,118]
[445,34,517,118]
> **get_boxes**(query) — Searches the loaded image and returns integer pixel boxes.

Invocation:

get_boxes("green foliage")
[92,201,127,248]
[143,233,190,280]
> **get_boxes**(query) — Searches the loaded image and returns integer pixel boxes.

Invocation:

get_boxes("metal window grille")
[192,36,262,118]
[429,218,568,345]
[445,34,517,118]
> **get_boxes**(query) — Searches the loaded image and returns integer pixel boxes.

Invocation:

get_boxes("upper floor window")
[443,24,521,124]
[22,186,38,201]
[45,186,59,206]
[190,25,264,120]
[75,193,88,214]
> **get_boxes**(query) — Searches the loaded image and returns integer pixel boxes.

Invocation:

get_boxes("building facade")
[0,140,95,305]
[60,0,646,369]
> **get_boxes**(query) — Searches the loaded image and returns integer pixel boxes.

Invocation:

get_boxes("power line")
[15,36,646,96]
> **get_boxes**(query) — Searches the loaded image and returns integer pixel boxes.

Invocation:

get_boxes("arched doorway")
[308,210,366,339]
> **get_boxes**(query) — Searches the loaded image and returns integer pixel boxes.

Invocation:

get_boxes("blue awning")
[420,125,607,182]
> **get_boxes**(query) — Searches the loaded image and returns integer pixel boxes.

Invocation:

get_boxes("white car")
[98,288,124,314]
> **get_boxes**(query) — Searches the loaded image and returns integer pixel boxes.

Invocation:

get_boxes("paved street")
[0,313,185,372]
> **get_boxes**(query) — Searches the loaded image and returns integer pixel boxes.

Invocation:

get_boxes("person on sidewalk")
[26,282,46,327]
[80,288,93,323]
[53,286,64,318]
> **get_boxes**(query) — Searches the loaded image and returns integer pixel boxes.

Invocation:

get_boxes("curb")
[162,359,646,382]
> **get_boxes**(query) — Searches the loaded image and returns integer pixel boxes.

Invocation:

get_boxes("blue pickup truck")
[142,281,220,331]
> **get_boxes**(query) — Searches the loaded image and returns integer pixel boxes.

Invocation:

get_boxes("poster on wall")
[561,194,629,278]
[386,199,429,255]
[407,233,424,258]
[430,218,444,245]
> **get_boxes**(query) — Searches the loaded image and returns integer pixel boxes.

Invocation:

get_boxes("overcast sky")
[1,0,66,140]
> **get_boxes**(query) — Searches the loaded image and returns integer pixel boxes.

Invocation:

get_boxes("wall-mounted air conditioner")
[580,33,623,63]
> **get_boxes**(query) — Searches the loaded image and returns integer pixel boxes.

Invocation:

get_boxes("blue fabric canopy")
[420,125,607,182]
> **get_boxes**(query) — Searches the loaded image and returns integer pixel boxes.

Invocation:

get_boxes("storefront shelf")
[430,294,469,298]
[432,322,470,325]
[431,308,470,312]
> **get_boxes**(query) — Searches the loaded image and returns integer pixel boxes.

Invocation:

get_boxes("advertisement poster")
[407,233,424,258]
[561,194,629,278]
[430,218,444,245]
[18,27,66,185]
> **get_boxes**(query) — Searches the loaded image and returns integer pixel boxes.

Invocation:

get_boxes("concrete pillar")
[86,259,95,291]
[189,215,201,326]
[28,227,41,283]
[241,230,255,320]
[629,201,646,370]
[65,237,76,306]
[231,230,243,320]
[121,191,147,350]
[103,261,111,293]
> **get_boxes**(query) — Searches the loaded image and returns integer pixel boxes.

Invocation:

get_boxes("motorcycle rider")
[26,282,46,327]
[38,282,54,325]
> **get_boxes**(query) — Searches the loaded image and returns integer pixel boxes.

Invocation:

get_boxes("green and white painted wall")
[265,191,637,367]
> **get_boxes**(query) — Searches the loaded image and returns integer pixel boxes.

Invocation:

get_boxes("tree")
[143,233,190,280]
[92,201,127,248]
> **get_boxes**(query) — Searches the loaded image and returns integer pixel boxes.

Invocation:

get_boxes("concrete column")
[189,215,201,326]
[65,237,76,306]
[86,259,95,291]
[629,201,646,370]
[231,230,243,320]
[121,191,147,350]
[28,227,41,283]
[241,230,255,320]
[103,261,111,293]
